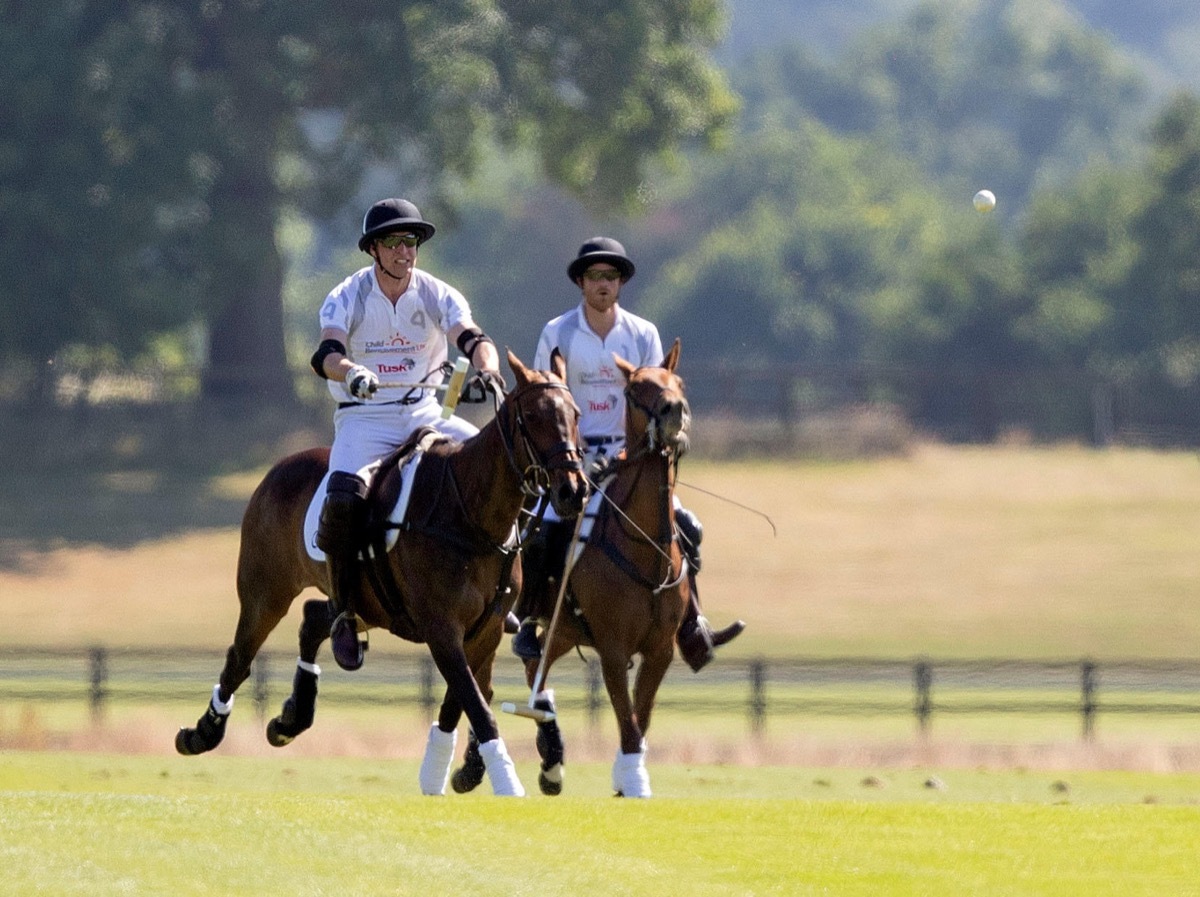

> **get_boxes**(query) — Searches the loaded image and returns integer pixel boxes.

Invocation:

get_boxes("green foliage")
[0,0,735,399]
[739,0,1147,207]
[1021,167,1147,366]
[1120,93,1200,377]
[637,121,947,367]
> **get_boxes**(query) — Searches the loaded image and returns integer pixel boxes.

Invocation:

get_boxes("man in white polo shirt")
[310,197,504,671]
[512,237,744,671]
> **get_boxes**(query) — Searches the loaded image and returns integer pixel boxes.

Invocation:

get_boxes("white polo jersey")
[318,265,479,476]
[318,265,471,404]
[534,303,663,442]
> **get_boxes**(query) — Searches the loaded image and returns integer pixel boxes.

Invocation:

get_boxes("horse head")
[615,338,691,458]
[502,348,589,517]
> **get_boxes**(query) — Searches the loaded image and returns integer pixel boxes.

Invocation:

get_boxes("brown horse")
[176,350,587,796]
[452,339,691,798]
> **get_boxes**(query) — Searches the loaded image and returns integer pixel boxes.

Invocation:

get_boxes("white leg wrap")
[478,738,526,797]
[418,724,458,796]
[612,742,651,798]
[211,684,234,716]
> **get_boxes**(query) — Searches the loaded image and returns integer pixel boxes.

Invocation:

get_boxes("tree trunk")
[200,150,295,405]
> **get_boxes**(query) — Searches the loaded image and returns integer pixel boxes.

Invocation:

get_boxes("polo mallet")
[376,356,471,420]
[502,506,590,723]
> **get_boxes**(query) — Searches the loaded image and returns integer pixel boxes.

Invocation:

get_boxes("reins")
[583,376,690,594]
[365,375,584,638]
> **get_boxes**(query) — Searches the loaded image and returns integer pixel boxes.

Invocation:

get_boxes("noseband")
[498,380,584,496]
[624,378,690,459]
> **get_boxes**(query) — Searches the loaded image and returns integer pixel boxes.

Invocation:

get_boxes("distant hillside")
[720,0,1200,92]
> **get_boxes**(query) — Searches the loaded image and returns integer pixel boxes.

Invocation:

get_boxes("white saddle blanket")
[303,434,441,562]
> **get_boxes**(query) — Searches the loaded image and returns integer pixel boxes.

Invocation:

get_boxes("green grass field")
[3,752,1200,896]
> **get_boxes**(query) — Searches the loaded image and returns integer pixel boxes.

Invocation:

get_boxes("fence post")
[749,659,766,735]
[913,660,932,736]
[89,646,108,725]
[253,654,270,722]
[1080,659,1097,741]
[419,655,436,717]
[586,659,603,729]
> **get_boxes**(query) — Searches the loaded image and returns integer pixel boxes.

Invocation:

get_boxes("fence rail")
[4,647,1200,740]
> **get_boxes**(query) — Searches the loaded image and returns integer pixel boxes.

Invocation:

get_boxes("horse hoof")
[538,764,564,796]
[266,718,295,748]
[451,762,485,794]
[175,727,199,756]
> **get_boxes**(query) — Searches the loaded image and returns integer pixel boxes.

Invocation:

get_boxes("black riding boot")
[316,471,370,671]
[674,506,746,672]
[512,518,574,661]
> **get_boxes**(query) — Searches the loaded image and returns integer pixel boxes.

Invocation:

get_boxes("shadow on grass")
[0,400,328,568]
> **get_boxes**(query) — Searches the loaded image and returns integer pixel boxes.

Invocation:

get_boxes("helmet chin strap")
[374,253,413,288]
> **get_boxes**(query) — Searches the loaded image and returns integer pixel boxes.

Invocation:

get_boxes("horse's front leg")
[598,652,651,798]
[427,634,524,797]
[176,580,296,756]
[630,638,674,750]
[524,644,571,796]
[448,635,500,795]
[266,598,330,747]
[419,689,465,796]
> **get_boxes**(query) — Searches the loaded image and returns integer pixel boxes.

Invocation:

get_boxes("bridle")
[623,375,690,463]
[495,380,584,498]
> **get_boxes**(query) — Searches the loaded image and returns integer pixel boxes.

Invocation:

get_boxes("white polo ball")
[973,189,996,213]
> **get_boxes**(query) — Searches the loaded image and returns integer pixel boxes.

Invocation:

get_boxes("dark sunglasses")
[377,232,421,249]
[583,269,622,282]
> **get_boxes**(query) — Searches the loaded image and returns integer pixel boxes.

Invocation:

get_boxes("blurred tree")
[737,0,1147,213]
[0,0,735,402]
[1118,92,1200,387]
[1020,166,1146,368]
[636,120,946,368]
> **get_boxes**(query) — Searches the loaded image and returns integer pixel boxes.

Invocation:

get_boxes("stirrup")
[330,612,367,671]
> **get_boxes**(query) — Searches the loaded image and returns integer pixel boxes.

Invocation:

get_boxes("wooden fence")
[3,647,1200,741]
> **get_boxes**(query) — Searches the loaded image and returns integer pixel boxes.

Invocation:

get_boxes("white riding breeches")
[328,398,479,480]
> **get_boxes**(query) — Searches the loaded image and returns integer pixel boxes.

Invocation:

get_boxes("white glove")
[346,364,379,399]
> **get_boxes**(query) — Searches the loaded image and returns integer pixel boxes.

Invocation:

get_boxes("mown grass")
[2,752,1200,897]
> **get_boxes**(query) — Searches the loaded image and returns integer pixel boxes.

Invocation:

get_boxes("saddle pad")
[302,435,439,562]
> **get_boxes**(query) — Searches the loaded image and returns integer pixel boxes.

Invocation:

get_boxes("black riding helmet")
[567,236,636,283]
[358,198,436,252]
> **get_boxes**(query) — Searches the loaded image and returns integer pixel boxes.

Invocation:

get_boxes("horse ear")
[662,338,681,373]
[549,347,568,382]
[507,348,531,387]
[613,352,636,382]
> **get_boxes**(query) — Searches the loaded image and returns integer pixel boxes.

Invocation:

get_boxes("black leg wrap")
[175,700,229,756]
[534,695,564,796]
[451,731,486,794]
[266,666,319,747]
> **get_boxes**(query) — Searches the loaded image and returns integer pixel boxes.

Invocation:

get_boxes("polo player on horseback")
[310,198,505,671]
[511,237,745,672]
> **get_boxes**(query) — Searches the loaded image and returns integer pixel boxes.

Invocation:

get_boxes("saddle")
[302,427,445,563]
